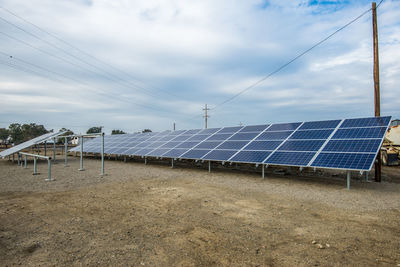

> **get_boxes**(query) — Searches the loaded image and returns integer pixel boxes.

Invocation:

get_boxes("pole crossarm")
[61,133,103,139]
[18,152,51,160]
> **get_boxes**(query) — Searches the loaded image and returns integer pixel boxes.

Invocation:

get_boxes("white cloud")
[0,0,398,133]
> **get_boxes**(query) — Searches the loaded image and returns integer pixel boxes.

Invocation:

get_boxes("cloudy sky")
[0,0,398,134]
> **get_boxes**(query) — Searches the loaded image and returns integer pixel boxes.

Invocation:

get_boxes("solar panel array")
[70,116,391,171]
[0,131,67,158]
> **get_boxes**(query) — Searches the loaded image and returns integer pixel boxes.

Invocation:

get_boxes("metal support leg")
[171,159,174,168]
[365,172,369,182]
[262,164,265,179]
[33,157,38,175]
[12,153,15,163]
[347,171,351,190]
[208,161,211,173]
[24,155,27,169]
[124,156,127,163]
[17,154,20,165]
[44,141,47,156]
[79,137,84,171]
[64,137,68,167]
[145,157,147,165]
[53,138,56,162]
[46,159,53,181]
[101,133,105,176]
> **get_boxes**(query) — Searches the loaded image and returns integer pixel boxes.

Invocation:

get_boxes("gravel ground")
[0,156,399,266]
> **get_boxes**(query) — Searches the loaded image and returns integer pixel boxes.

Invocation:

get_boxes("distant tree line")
[0,123,153,145]
[0,123,49,145]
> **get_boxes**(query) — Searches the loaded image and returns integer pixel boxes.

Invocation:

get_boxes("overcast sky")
[0,0,398,134]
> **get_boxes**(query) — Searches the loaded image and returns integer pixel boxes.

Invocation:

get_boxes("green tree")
[58,128,74,143]
[142,129,152,133]
[8,123,23,144]
[0,128,9,143]
[111,129,126,135]
[21,123,48,141]
[87,126,102,134]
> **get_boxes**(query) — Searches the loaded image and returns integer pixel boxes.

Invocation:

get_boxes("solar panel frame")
[68,116,391,172]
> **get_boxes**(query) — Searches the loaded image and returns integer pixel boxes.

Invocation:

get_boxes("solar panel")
[71,116,391,171]
[0,131,67,158]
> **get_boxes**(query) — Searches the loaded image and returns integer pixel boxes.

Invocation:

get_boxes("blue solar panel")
[267,122,301,131]
[278,140,325,152]
[290,129,334,140]
[163,148,187,158]
[202,150,237,161]
[217,141,248,149]
[218,126,243,133]
[200,128,221,134]
[311,152,376,170]
[72,116,390,171]
[244,141,282,150]
[135,148,154,155]
[340,116,391,128]
[160,142,180,148]
[239,124,269,132]
[181,149,210,159]
[195,141,223,149]
[176,141,200,149]
[229,132,259,141]
[265,151,316,166]
[256,131,292,140]
[187,134,210,141]
[207,133,233,141]
[299,120,341,130]
[230,150,271,163]
[333,127,387,139]
[146,148,170,157]
[171,135,191,141]
[323,139,382,153]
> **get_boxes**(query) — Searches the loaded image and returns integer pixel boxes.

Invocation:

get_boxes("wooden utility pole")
[372,2,381,182]
[203,104,210,129]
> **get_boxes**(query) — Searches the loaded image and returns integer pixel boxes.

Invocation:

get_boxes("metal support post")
[208,161,211,173]
[171,159,174,168]
[347,171,351,190]
[145,157,147,165]
[46,159,53,181]
[124,156,127,163]
[17,154,20,165]
[79,137,84,171]
[24,155,27,168]
[33,157,38,175]
[101,133,105,176]
[365,172,369,182]
[64,137,68,167]
[12,153,15,163]
[44,141,47,156]
[262,164,265,179]
[53,138,56,162]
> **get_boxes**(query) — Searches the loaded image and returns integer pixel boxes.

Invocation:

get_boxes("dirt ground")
[0,156,399,266]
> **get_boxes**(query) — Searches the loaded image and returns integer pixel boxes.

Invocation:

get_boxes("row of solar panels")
[0,131,67,158]
[70,116,391,171]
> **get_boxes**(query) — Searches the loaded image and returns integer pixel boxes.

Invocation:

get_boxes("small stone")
[317,244,324,249]
[326,243,330,248]
[312,240,317,244]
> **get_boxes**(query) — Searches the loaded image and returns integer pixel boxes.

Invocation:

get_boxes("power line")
[0,51,194,120]
[210,1,384,111]
[0,8,183,100]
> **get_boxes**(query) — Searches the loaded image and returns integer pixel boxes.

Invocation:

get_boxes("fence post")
[64,137,68,167]
[101,132,105,176]
[79,136,84,171]
[46,158,53,181]
[33,157,38,175]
